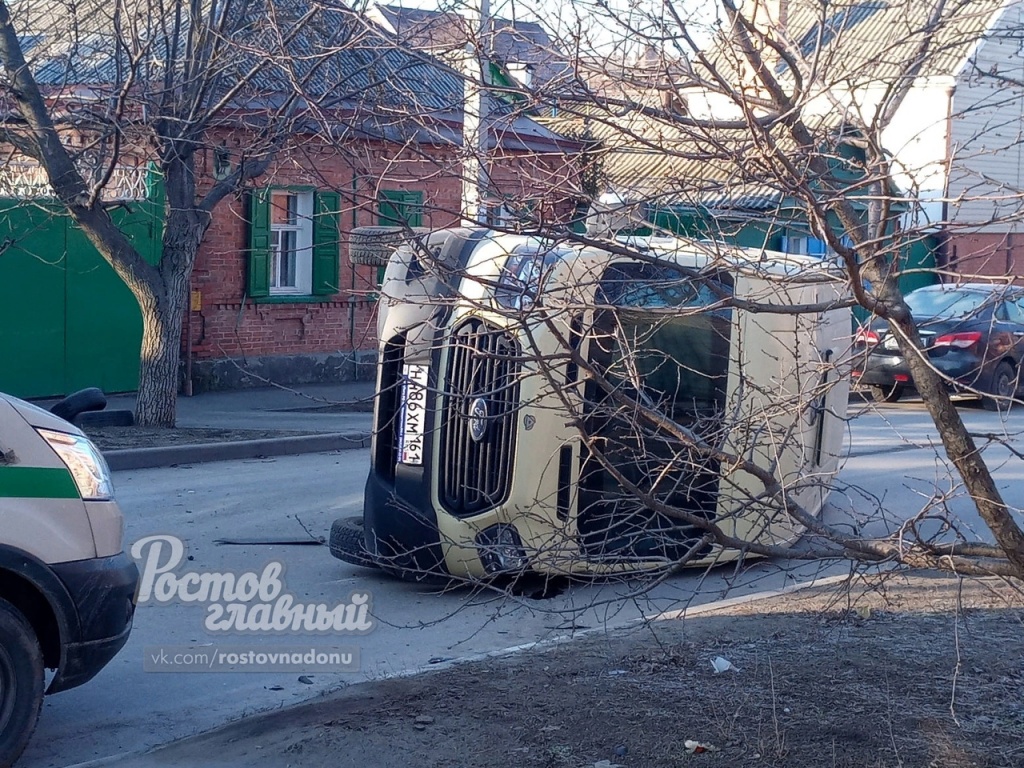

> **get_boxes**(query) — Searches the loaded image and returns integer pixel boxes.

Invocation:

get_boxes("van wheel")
[983,361,1018,412]
[329,517,379,569]
[350,226,427,267]
[0,598,45,768]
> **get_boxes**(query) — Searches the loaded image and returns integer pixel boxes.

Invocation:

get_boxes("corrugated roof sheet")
[546,111,791,211]
[778,0,1004,82]
[704,0,1006,92]
[373,4,573,90]
[8,0,576,152]
[16,0,464,113]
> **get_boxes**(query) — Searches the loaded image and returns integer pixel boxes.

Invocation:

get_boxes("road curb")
[104,431,372,471]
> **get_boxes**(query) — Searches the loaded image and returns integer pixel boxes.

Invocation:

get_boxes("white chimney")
[748,0,789,34]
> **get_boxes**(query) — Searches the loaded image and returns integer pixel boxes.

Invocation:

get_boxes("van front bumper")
[48,552,139,693]
[362,469,450,579]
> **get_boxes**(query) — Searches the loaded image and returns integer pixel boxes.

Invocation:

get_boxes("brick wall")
[187,131,579,372]
[947,231,1024,283]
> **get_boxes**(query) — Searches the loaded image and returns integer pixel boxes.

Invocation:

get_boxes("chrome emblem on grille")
[468,397,489,443]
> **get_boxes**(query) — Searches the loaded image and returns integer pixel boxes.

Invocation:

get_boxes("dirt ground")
[120,571,1024,768]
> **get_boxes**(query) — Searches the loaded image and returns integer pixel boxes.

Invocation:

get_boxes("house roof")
[15,0,463,112]
[549,111,789,212]
[7,0,577,154]
[370,3,573,92]
[552,0,1011,213]
[707,0,1006,92]
[791,0,1002,81]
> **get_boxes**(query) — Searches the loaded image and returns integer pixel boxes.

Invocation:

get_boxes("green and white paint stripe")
[0,466,79,499]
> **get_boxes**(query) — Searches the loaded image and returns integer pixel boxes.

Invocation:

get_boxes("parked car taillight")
[933,331,982,350]
[855,328,880,346]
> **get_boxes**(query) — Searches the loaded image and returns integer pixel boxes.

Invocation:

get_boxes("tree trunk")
[135,273,189,427]
[131,156,210,427]
[868,277,1024,576]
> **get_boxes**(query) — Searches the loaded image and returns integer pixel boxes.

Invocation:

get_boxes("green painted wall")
[0,185,163,399]
[650,205,940,327]
[652,208,789,250]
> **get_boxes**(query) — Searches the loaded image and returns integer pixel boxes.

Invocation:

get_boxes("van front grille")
[439,318,520,517]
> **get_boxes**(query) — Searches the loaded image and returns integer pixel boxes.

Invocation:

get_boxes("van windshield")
[597,262,730,311]
[595,262,733,414]
[578,262,733,562]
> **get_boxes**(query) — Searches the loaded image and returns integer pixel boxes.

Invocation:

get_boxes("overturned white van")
[331,228,850,580]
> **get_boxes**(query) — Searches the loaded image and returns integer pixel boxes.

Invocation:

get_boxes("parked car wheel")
[0,598,45,768]
[329,517,378,569]
[982,360,1018,412]
[868,382,905,403]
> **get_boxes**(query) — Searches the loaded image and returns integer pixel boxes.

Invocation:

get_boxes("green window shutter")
[247,189,272,298]
[378,190,423,227]
[312,190,340,296]
[377,190,399,226]
[405,191,424,227]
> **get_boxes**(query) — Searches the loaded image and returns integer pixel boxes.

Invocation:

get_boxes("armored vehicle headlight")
[37,428,114,501]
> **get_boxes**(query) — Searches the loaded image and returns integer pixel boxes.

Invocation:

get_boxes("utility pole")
[461,0,490,225]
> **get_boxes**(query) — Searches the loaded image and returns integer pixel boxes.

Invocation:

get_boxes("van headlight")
[495,245,570,311]
[36,428,114,501]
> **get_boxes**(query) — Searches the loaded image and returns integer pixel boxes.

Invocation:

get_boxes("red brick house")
[188,120,580,391]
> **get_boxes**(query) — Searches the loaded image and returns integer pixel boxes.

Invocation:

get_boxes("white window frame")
[486,201,513,227]
[782,233,836,259]
[784,234,811,255]
[270,190,314,295]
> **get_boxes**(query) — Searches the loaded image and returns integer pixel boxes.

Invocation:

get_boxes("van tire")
[350,226,427,267]
[329,517,378,569]
[0,598,45,768]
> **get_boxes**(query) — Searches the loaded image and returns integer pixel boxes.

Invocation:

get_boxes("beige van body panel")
[1,498,98,563]
[85,501,126,559]
[0,397,78,469]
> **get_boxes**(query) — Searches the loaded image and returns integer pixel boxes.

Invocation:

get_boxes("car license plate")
[398,363,429,465]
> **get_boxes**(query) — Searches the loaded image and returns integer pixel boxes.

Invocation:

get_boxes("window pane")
[271,192,297,226]
[269,189,312,294]
[273,230,298,288]
[597,262,732,311]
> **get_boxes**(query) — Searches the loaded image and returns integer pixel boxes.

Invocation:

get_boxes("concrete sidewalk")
[90,382,378,470]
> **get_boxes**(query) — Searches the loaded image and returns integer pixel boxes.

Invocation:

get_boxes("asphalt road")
[21,399,1024,768]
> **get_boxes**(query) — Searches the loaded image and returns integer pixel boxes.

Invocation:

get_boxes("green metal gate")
[0,191,162,399]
